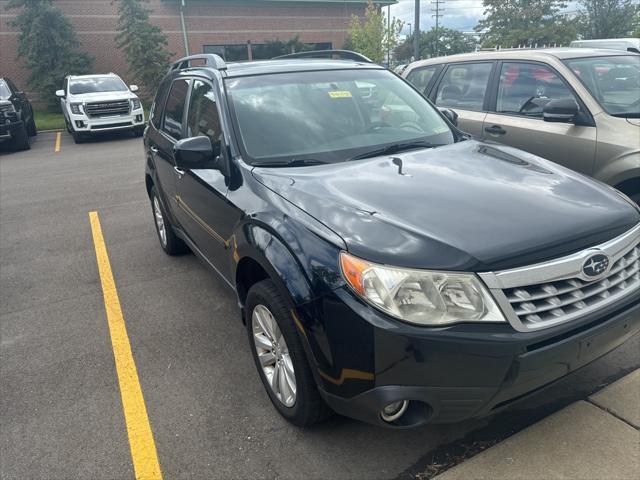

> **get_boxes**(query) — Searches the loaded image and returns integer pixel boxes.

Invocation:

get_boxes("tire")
[12,124,30,151]
[134,127,145,138]
[26,112,37,137]
[246,279,331,427]
[149,186,188,255]
[71,129,86,144]
[629,193,640,206]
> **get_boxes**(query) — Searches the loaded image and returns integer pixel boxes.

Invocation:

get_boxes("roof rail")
[169,54,227,72]
[273,49,373,63]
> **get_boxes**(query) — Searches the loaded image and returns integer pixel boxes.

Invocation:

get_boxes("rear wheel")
[150,186,188,255]
[246,279,330,427]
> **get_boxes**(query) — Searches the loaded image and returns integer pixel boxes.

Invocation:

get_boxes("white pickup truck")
[56,73,145,143]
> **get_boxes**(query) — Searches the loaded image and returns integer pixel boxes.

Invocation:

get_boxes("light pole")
[413,0,420,61]
[407,22,412,38]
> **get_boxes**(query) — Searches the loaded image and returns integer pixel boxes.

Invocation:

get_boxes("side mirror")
[174,136,219,170]
[543,98,579,123]
[55,89,65,98]
[130,85,139,92]
[439,108,458,127]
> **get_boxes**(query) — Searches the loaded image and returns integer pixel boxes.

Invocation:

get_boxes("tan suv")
[403,49,640,201]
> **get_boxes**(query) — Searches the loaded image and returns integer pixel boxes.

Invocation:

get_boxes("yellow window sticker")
[328,91,352,99]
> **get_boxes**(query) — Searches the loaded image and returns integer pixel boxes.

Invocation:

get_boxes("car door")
[174,78,239,279]
[482,61,597,175]
[149,77,191,217]
[430,62,495,136]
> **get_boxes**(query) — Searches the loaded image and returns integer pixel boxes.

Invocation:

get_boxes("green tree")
[347,0,403,64]
[6,0,93,111]
[115,0,172,102]
[577,1,639,39]
[475,0,576,48]
[394,28,476,63]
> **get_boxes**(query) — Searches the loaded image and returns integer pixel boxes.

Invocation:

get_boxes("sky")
[388,0,582,35]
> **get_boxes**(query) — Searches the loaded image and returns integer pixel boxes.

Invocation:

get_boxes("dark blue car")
[143,51,640,428]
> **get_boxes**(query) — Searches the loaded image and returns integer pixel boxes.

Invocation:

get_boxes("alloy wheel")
[153,196,167,247]
[251,304,297,407]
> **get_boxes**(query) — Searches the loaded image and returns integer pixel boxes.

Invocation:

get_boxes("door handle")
[149,145,158,153]
[485,125,507,135]
[174,166,186,176]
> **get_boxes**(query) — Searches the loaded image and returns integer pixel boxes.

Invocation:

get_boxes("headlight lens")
[131,98,141,110]
[340,252,505,326]
[70,103,83,115]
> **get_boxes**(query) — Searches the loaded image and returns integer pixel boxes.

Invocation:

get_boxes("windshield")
[565,55,640,117]
[225,69,455,165]
[69,76,128,95]
[0,80,11,98]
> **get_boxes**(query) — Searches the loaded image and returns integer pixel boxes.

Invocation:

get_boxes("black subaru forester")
[144,51,640,428]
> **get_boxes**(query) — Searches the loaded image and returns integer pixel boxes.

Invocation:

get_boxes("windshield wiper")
[254,158,328,168]
[349,141,442,161]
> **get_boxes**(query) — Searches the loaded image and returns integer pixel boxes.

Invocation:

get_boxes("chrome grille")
[0,103,15,114]
[84,100,130,118]
[479,224,640,332]
[504,244,639,327]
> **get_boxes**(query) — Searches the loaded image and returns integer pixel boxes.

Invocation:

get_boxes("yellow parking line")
[54,132,61,152]
[89,211,163,480]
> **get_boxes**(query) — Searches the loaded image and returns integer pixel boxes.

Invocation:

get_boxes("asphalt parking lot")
[1,131,639,480]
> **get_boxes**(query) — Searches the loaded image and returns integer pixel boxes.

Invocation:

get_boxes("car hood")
[626,118,640,127]
[252,140,640,271]
[68,91,135,102]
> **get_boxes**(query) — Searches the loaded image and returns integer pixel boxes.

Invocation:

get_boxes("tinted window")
[150,79,170,129]
[435,63,493,110]
[186,80,222,155]
[162,79,190,139]
[226,69,454,164]
[69,76,127,94]
[407,66,439,94]
[497,62,576,117]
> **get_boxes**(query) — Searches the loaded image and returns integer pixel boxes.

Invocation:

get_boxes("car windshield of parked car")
[0,80,11,98]
[225,69,455,165]
[565,55,640,117]
[69,77,128,95]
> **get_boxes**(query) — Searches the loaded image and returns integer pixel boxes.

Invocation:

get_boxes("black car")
[0,77,36,151]
[144,51,640,428]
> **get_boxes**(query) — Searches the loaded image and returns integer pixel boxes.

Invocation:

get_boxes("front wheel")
[246,279,330,427]
[71,130,87,144]
[12,124,30,151]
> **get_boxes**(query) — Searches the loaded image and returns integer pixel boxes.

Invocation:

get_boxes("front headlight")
[131,98,141,110]
[340,252,505,326]
[70,103,83,115]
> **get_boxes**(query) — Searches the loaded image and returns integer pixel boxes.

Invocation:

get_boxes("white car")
[56,73,145,143]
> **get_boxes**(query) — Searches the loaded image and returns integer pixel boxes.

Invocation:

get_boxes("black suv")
[0,77,36,151]
[144,51,640,428]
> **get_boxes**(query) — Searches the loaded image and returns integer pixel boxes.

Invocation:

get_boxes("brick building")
[0,0,395,95]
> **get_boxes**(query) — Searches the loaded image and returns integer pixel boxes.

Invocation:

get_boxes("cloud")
[389,0,486,34]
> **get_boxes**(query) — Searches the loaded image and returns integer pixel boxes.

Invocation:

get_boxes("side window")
[406,66,439,95]
[496,62,576,117]
[162,78,190,139]
[150,80,170,129]
[435,63,493,110]
[185,79,222,156]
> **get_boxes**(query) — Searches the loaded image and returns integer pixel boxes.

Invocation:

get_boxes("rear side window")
[162,78,190,139]
[186,80,222,156]
[406,65,440,95]
[496,62,576,117]
[435,63,493,111]
[150,79,170,129]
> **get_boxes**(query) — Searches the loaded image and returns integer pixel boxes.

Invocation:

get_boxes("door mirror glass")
[174,136,217,170]
[543,98,579,123]
[130,84,139,92]
[55,89,65,98]
[439,108,458,126]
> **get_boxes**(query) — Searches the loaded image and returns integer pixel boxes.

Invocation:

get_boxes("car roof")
[407,48,637,69]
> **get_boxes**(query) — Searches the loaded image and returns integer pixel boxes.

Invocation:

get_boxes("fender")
[594,153,640,188]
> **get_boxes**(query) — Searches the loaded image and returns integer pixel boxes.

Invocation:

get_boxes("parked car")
[402,49,640,202]
[570,38,640,54]
[56,73,145,143]
[0,77,36,151]
[144,51,640,428]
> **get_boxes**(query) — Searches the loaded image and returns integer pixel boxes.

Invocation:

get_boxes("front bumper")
[305,288,640,428]
[68,108,145,133]
[0,115,22,142]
